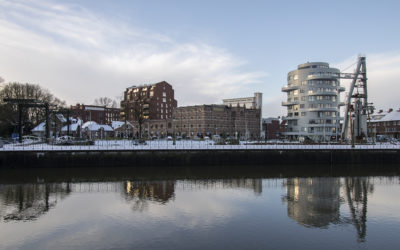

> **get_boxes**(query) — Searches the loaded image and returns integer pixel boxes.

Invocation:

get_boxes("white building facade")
[282,62,345,142]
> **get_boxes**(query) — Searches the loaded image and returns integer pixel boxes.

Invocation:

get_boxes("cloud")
[333,53,400,112]
[0,0,266,107]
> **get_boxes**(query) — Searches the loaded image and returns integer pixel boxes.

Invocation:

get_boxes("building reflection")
[284,177,374,242]
[121,178,263,211]
[122,180,176,211]
[285,178,341,228]
[176,179,263,195]
[0,183,71,221]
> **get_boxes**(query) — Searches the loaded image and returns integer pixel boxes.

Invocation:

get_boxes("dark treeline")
[0,82,66,137]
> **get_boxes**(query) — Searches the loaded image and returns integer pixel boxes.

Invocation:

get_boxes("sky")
[0,0,400,117]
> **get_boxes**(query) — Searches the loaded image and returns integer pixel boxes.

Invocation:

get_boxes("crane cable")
[340,60,358,73]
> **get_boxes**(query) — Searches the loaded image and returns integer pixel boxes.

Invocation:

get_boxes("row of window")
[288,72,339,82]
[304,80,338,86]
[309,103,335,109]
[306,127,337,133]
[308,72,339,77]
[287,95,337,102]
[309,119,338,124]
[309,95,337,101]
[289,88,338,96]
[287,110,338,117]
[287,103,337,110]
[299,64,329,70]
[175,124,250,129]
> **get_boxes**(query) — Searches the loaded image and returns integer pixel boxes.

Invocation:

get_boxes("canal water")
[0,167,399,249]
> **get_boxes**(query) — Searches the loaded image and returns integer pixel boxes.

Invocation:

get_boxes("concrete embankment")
[0,149,400,168]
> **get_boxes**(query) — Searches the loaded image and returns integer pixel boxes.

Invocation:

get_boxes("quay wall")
[0,149,400,169]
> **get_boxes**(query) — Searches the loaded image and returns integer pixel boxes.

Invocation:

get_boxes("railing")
[282,101,299,106]
[281,85,300,92]
[2,139,398,151]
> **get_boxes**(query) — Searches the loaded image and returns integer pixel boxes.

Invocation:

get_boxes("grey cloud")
[0,0,266,107]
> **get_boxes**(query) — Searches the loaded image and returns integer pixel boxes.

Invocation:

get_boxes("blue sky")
[1,0,400,117]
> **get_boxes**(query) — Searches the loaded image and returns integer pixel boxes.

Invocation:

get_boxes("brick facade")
[70,103,120,125]
[172,105,261,139]
[121,81,177,122]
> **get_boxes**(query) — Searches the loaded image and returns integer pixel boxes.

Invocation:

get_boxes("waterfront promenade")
[1,139,400,151]
[1,140,399,168]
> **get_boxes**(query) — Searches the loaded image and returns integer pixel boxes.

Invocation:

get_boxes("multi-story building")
[70,103,120,125]
[282,62,345,142]
[120,81,177,122]
[172,104,261,139]
[367,108,400,140]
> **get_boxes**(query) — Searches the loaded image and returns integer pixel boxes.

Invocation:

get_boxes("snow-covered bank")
[1,140,399,151]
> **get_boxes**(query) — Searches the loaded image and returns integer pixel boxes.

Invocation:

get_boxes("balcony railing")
[281,85,300,92]
[282,116,300,120]
[307,107,338,112]
[282,101,299,106]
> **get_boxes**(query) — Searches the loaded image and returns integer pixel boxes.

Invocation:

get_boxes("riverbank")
[1,148,400,168]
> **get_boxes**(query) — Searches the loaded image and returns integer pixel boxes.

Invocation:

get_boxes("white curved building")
[282,62,345,142]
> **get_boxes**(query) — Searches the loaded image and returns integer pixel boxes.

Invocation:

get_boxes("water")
[0,167,399,249]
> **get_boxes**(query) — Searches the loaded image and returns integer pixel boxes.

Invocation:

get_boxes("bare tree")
[93,97,118,108]
[0,82,66,136]
[134,95,146,139]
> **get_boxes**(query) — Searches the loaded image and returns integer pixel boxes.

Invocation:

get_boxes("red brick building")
[121,81,177,122]
[368,108,400,140]
[70,103,120,125]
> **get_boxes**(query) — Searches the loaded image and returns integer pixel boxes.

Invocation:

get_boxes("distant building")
[282,62,345,142]
[368,108,400,139]
[81,121,113,140]
[172,104,261,139]
[120,81,177,122]
[60,118,82,137]
[31,114,67,138]
[70,103,120,125]
[223,92,262,109]
[262,117,286,140]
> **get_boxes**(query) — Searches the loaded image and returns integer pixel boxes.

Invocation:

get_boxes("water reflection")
[345,177,374,242]
[123,180,176,211]
[0,183,71,221]
[121,179,262,212]
[284,177,375,242]
[175,179,262,194]
[284,178,341,228]
[1,167,399,249]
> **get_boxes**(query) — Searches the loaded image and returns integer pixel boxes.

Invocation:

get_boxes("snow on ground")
[1,140,399,151]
